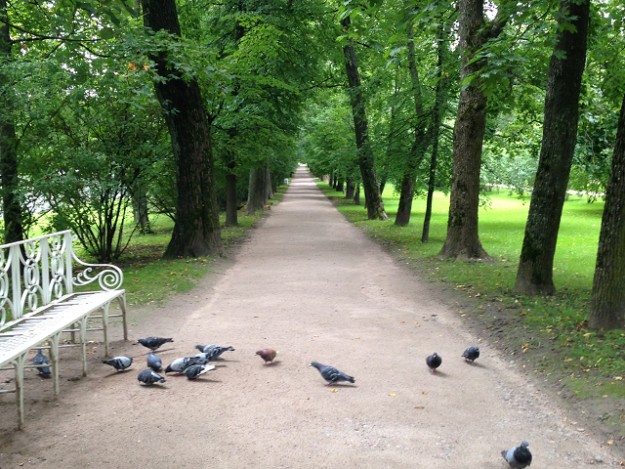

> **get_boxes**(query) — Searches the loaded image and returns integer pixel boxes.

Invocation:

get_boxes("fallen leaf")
[331,388,338,393]
[415,406,425,410]
[388,392,396,397]
[608,439,614,445]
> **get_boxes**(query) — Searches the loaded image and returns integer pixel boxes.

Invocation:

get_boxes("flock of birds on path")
[31,337,531,468]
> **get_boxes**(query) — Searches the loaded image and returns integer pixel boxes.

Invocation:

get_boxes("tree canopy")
[0,0,624,325]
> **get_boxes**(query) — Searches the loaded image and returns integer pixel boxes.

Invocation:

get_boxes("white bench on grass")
[0,230,127,429]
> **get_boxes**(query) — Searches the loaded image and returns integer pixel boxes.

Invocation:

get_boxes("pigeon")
[462,346,480,363]
[137,336,174,351]
[426,352,442,372]
[137,369,166,385]
[102,355,133,371]
[256,348,277,364]
[310,361,355,385]
[183,363,216,380]
[147,353,162,372]
[194,344,235,360]
[165,356,192,373]
[32,349,51,378]
[501,441,532,468]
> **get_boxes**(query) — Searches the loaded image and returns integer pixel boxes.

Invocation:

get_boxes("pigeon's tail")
[346,375,356,383]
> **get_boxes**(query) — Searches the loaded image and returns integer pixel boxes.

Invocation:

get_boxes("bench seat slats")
[0,230,128,429]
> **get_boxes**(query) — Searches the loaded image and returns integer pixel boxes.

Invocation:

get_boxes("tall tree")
[514,0,590,294]
[340,13,388,221]
[0,0,25,244]
[422,13,452,243]
[141,0,223,258]
[439,0,507,259]
[589,92,625,329]
[395,15,428,227]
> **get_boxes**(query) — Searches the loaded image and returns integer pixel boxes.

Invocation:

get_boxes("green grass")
[320,182,625,423]
[113,187,286,307]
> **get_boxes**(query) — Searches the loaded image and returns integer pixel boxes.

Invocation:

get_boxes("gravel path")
[0,165,621,468]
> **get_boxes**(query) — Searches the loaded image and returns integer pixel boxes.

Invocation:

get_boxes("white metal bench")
[0,230,127,429]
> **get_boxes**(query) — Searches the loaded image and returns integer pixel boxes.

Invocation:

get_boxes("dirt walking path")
[0,165,621,468]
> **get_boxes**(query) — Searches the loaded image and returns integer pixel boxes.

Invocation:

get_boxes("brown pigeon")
[256,348,278,364]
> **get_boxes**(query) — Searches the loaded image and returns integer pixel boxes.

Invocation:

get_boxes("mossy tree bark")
[440,0,506,259]
[514,0,590,294]
[141,0,223,258]
[589,93,625,329]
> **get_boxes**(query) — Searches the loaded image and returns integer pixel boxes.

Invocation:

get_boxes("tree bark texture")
[422,19,450,243]
[515,0,590,294]
[141,0,223,258]
[247,165,268,215]
[225,156,238,227]
[440,0,493,259]
[341,16,388,221]
[0,1,25,244]
[589,93,625,329]
[345,178,355,199]
[395,21,428,227]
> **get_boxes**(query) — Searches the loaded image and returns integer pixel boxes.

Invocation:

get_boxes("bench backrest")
[0,230,123,326]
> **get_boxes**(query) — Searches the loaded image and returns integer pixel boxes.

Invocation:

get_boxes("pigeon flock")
[30,335,530,466]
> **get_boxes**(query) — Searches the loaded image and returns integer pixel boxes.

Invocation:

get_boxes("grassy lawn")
[319,182,625,419]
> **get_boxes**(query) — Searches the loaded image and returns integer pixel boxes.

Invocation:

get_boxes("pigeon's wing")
[321,365,353,383]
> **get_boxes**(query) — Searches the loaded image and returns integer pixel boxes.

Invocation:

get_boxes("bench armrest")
[71,253,124,291]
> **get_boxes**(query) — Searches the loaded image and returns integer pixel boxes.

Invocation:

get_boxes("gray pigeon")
[147,353,162,372]
[501,441,532,468]
[194,344,235,360]
[426,352,442,372]
[137,369,166,385]
[462,346,480,363]
[102,355,133,371]
[165,356,192,373]
[310,361,355,385]
[183,363,216,380]
[32,349,51,379]
[137,336,174,351]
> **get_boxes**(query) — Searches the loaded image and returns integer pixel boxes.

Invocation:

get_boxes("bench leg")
[14,354,26,430]
[101,304,110,357]
[50,334,61,397]
[79,316,88,377]
[118,294,128,341]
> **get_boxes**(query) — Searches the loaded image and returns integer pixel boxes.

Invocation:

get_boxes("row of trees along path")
[0,166,620,467]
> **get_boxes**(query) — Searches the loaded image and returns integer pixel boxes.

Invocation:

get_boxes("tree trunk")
[132,184,153,234]
[353,184,361,205]
[589,93,625,329]
[341,15,388,221]
[395,19,428,227]
[422,17,451,243]
[440,0,506,259]
[514,0,590,294]
[247,165,267,214]
[265,167,274,200]
[225,156,238,227]
[141,0,223,258]
[336,179,344,192]
[0,1,25,244]
[345,178,355,199]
